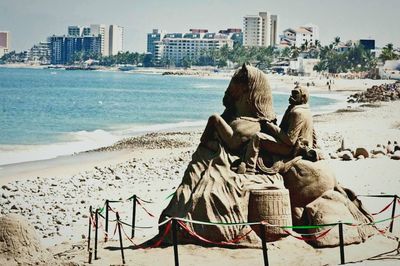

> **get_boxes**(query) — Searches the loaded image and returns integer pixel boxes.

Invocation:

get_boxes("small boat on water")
[118,65,136,71]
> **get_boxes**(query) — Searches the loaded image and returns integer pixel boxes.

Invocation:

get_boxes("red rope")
[108,205,118,213]
[371,200,394,216]
[376,225,390,235]
[136,200,155,218]
[119,222,139,246]
[117,220,173,249]
[90,213,96,228]
[177,220,253,246]
[283,228,333,241]
[140,221,172,249]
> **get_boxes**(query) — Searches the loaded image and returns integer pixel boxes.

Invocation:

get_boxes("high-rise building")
[109,25,123,55]
[49,35,101,65]
[147,29,165,56]
[90,24,109,56]
[0,31,10,56]
[68,26,82,36]
[82,27,91,36]
[243,12,277,47]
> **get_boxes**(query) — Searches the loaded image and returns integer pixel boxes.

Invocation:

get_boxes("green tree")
[181,56,192,68]
[379,43,399,62]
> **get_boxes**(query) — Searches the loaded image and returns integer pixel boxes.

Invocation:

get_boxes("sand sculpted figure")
[237,85,317,174]
[159,65,374,247]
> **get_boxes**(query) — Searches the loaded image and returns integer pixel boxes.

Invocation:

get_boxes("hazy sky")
[1,0,399,52]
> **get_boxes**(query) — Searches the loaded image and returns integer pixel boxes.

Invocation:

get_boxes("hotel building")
[90,24,110,56]
[109,25,124,56]
[243,12,278,47]
[148,29,239,65]
[0,31,10,57]
[49,35,101,65]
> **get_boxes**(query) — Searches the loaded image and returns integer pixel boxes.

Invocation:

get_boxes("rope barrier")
[283,227,335,241]
[177,220,254,246]
[88,193,400,266]
[371,199,394,215]
[136,200,155,218]
[136,196,154,204]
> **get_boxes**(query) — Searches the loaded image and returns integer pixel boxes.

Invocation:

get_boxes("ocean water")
[0,67,339,165]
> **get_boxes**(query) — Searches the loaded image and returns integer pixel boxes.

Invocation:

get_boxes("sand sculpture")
[159,64,374,247]
[0,214,57,265]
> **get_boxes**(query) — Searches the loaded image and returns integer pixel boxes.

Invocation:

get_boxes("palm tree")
[290,45,300,59]
[379,43,399,62]
[333,36,341,47]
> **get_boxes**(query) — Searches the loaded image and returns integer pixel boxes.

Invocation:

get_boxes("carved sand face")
[289,88,302,105]
[289,86,309,105]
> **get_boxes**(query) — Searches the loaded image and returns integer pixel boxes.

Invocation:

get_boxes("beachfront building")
[147,29,240,64]
[90,24,109,56]
[0,31,10,57]
[152,29,233,66]
[109,25,124,56]
[28,41,51,64]
[67,24,122,56]
[147,29,166,56]
[219,28,243,46]
[49,35,101,65]
[280,24,319,48]
[289,57,320,76]
[243,12,278,47]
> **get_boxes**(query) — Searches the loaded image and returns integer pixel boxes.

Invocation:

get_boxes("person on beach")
[237,85,316,174]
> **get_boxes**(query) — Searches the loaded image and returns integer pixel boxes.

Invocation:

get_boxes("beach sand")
[0,77,399,265]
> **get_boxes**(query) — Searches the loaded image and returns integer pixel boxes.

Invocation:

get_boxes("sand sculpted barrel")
[248,188,292,242]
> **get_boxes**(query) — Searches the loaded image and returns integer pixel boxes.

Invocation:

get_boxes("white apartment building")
[281,24,319,48]
[109,25,124,56]
[0,31,10,56]
[155,33,233,65]
[91,24,109,56]
[243,12,277,47]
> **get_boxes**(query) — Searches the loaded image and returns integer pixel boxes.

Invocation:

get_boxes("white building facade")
[155,32,233,66]
[90,24,110,56]
[109,25,124,56]
[281,24,319,47]
[243,12,277,47]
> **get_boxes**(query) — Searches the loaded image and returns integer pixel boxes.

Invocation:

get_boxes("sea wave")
[0,121,207,166]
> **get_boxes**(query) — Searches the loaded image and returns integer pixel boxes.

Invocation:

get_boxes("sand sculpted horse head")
[223,64,276,122]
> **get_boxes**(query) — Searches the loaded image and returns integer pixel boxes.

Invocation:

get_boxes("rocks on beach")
[347,81,400,103]
[329,140,399,161]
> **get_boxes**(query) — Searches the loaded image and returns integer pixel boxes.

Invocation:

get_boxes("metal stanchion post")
[172,219,179,266]
[88,206,92,264]
[338,222,345,264]
[95,209,99,260]
[105,200,109,242]
[390,195,397,233]
[131,195,136,238]
[116,212,126,265]
[260,223,269,266]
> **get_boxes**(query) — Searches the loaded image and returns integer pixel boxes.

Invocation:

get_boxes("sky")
[0,0,399,53]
